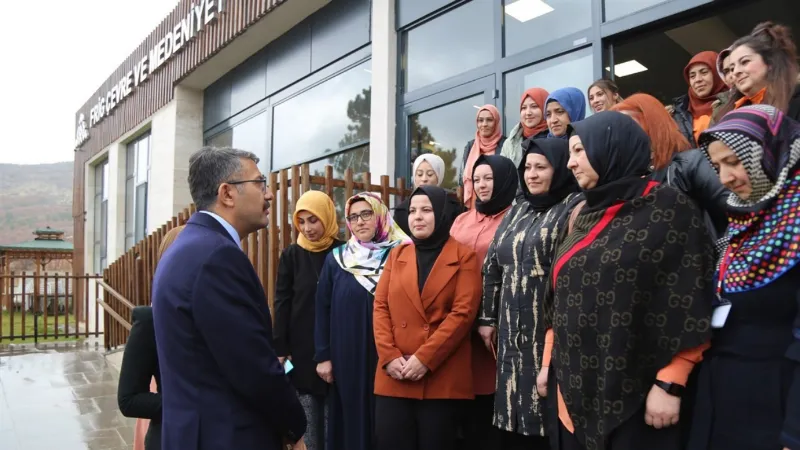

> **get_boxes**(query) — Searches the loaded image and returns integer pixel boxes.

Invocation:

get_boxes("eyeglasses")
[226,176,268,193]
[346,210,374,224]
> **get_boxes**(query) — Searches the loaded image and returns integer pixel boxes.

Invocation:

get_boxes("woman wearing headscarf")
[613,93,730,238]
[688,105,800,450]
[450,154,519,450]
[395,153,464,237]
[545,88,587,139]
[274,191,343,450]
[462,105,505,208]
[537,111,714,450]
[501,88,550,166]
[477,138,579,449]
[670,51,727,146]
[119,225,185,450]
[373,185,481,450]
[315,193,410,450]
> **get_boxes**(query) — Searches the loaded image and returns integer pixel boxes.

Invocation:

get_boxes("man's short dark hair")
[188,147,259,211]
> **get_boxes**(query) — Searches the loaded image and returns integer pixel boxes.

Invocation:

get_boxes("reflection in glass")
[409,94,484,191]
[272,60,372,170]
[503,0,592,57]
[206,129,233,148]
[604,0,670,22]
[232,113,270,174]
[403,1,494,93]
[136,136,149,184]
[308,146,370,232]
[503,48,594,131]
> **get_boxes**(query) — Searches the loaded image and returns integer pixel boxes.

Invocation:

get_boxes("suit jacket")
[373,238,481,400]
[118,306,162,450]
[152,212,306,450]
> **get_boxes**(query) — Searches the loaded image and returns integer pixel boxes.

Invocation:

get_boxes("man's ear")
[218,183,235,208]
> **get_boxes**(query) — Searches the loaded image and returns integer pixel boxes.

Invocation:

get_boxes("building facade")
[72,0,797,275]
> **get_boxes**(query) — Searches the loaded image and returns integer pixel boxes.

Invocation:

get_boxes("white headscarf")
[412,154,445,186]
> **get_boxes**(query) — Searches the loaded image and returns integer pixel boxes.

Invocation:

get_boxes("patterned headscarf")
[332,192,411,294]
[699,105,800,293]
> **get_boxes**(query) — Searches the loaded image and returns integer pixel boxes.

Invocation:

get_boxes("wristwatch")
[654,380,685,397]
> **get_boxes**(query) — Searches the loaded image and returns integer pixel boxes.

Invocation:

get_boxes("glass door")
[398,76,496,191]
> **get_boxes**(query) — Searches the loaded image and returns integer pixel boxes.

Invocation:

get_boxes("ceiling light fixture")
[505,0,554,23]
[605,60,648,77]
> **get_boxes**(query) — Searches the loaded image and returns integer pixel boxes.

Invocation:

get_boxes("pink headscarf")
[463,105,502,207]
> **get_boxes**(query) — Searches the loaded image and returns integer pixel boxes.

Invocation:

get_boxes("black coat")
[650,149,730,240]
[671,94,696,147]
[460,137,507,187]
[118,306,161,450]
[393,195,464,237]
[273,240,343,396]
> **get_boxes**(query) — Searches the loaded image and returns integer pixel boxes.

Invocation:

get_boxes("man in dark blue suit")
[152,147,306,450]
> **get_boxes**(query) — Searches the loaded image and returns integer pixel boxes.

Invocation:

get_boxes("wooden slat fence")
[100,163,432,350]
[0,273,103,343]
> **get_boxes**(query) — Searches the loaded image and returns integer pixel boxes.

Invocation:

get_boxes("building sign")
[76,0,226,148]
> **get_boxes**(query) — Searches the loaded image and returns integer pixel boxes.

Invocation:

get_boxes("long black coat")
[118,306,162,450]
[274,240,343,396]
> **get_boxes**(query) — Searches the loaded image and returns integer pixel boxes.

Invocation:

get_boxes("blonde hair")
[157,225,185,262]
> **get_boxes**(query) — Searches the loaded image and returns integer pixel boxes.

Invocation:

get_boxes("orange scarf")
[735,87,768,109]
[684,51,726,118]
[521,88,550,138]
[463,105,502,207]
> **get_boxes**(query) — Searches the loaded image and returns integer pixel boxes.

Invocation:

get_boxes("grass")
[0,311,82,344]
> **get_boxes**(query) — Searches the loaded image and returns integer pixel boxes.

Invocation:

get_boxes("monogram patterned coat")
[478,195,575,436]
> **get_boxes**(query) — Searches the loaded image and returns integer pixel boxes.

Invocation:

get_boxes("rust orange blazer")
[373,237,482,400]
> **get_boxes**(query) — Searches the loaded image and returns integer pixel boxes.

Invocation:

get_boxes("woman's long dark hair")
[717,22,798,118]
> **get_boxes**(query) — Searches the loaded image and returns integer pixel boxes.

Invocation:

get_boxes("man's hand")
[645,384,680,429]
[400,355,429,381]
[386,357,406,380]
[478,326,496,353]
[316,361,333,384]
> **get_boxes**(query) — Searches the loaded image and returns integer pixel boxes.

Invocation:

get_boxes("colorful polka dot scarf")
[699,105,800,293]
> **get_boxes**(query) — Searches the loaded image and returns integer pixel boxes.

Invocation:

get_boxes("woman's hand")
[536,366,549,397]
[278,355,291,365]
[400,355,429,381]
[385,357,407,380]
[645,384,681,429]
[316,361,334,384]
[478,326,496,352]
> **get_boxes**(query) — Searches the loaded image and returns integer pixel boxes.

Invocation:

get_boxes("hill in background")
[0,162,73,245]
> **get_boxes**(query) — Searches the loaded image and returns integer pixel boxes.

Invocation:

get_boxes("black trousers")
[375,395,463,450]
[459,394,502,450]
[553,409,681,450]
[500,429,550,450]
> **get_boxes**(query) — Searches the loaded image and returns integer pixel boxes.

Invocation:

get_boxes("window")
[503,48,594,131]
[272,60,372,170]
[125,133,151,250]
[409,94,485,191]
[402,1,494,93]
[93,161,109,272]
[206,112,271,173]
[603,0,671,22]
[503,0,592,57]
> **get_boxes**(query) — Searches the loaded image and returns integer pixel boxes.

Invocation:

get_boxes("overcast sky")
[0,0,179,165]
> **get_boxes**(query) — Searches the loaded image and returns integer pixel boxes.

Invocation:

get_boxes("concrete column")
[147,86,203,228]
[368,0,398,179]
[107,143,126,262]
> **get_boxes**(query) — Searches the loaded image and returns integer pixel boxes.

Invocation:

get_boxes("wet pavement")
[0,346,135,450]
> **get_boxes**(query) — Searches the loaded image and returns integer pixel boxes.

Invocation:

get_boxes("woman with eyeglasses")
[315,192,411,450]
[274,191,344,450]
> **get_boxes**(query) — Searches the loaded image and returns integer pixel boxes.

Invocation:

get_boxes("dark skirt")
[687,352,794,450]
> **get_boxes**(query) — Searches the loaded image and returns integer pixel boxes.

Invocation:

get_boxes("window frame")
[125,132,151,250]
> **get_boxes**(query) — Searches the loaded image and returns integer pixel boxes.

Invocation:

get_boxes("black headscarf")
[569,111,652,212]
[473,155,518,216]
[409,185,453,292]
[519,138,579,212]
